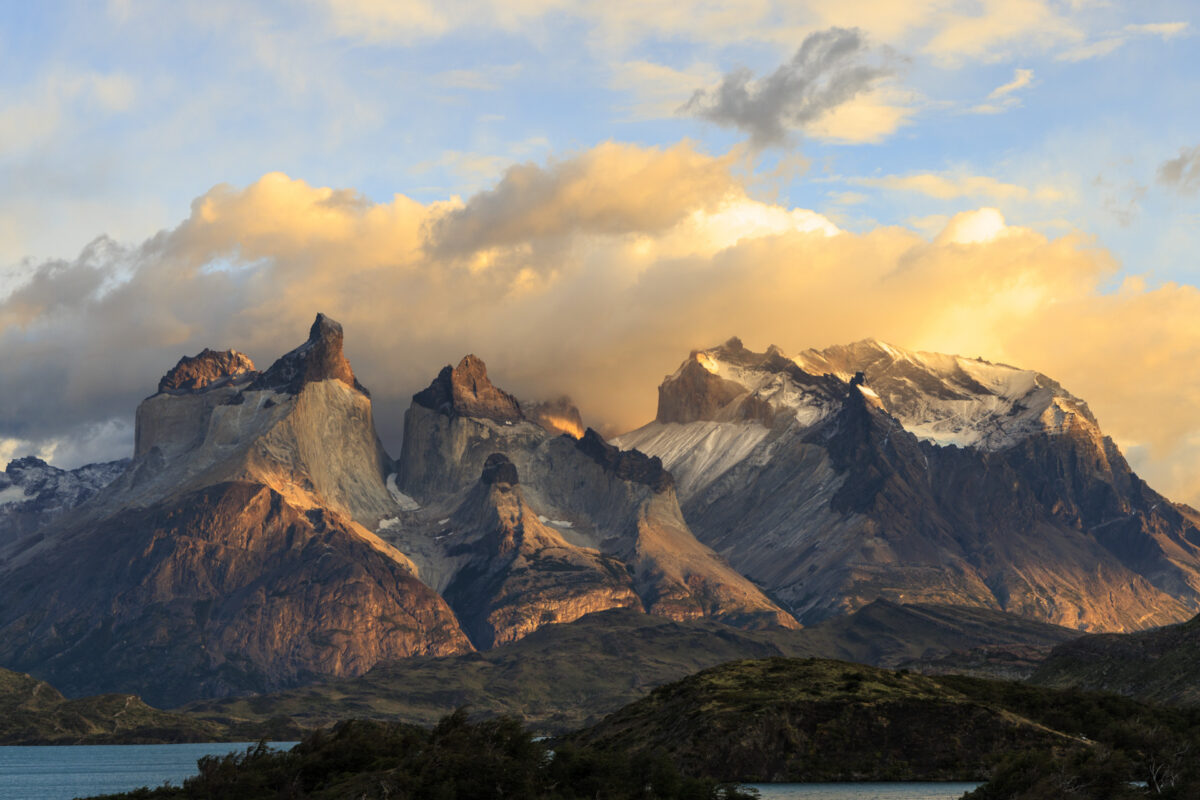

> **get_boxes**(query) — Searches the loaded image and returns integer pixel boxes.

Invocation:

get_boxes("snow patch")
[615,421,771,499]
[386,473,420,511]
[377,517,401,531]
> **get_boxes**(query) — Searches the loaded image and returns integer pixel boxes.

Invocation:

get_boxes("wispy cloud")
[969,67,1034,114]
[1057,20,1189,62]
[1158,145,1200,195]
[850,171,1066,202]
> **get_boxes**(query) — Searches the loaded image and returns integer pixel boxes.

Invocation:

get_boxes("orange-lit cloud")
[4,143,1200,507]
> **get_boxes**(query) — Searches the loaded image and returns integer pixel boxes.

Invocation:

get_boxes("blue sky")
[3,1,1200,503]
[3,1,1197,278]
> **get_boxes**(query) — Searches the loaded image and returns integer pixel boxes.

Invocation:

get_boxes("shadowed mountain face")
[0,315,472,706]
[389,354,798,645]
[617,338,1200,632]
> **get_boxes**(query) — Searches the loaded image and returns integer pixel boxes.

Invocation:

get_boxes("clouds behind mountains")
[4,143,1200,505]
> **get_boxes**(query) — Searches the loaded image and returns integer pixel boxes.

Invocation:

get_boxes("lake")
[0,744,981,800]
[747,784,981,799]
[0,742,297,800]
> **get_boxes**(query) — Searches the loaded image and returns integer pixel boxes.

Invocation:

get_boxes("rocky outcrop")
[0,481,470,706]
[617,339,1200,631]
[158,349,258,393]
[248,313,365,396]
[413,355,522,423]
[575,429,673,493]
[441,455,642,649]
[389,355,799,639]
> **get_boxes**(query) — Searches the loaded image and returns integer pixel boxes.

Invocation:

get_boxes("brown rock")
[413,355,523,423]
[157,349,257,394]
[249,313,366,395]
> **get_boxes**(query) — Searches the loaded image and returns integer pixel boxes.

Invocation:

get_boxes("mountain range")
[2,314,1198,706]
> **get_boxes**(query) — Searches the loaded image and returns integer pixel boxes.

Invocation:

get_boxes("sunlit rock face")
[617,338,1200,633]
[390,355,799,643]
[0,315,473,705]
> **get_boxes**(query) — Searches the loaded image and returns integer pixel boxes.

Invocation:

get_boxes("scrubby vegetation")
[87,710,754,800]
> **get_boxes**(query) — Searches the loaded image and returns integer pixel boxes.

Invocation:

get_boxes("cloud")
[6,143,1200,508]
[1057,20,1189,61]
[968,67,1035,114]
[988,68,1034,100]
[683,27,896,148]
[0,70,136,155]
[1158,145,1200,194]
[850,171,1066,202]
[610,60,721,121]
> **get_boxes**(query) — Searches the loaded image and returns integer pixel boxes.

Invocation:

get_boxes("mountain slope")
[384,354,798,645]
[1030,611,1200,706]
[617,338,1200,631]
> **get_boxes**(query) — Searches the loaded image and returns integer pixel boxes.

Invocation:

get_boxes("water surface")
[0,742,296,800]
[746,783,981,800]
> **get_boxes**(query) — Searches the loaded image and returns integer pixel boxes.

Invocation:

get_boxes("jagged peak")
[247,313,366,396]
[576,428,673,493]
[413,354,523,423]
[157,348,258,394]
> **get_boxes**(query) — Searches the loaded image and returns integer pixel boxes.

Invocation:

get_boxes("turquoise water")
[747,784,981,799]
[0,745,980,800]
[0,742,297,800]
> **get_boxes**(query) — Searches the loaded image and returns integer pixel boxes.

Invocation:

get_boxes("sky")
[2,1,1200,504]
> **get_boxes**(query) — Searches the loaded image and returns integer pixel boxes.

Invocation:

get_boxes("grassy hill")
[0,667,234,744]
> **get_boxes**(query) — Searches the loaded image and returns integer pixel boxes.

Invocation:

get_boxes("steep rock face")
[158,349,258,393]
[0,315,473,704]
[120,314,395,531]
[0,457,128,547]
[616,339,1200,631]
[441,455,642,649]
[413,355,522,423]
[248,313,364,395]
[389,357,799,639]
[0,481,470,706]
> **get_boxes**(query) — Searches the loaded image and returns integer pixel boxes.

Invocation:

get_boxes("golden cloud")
[4,143,1200,508]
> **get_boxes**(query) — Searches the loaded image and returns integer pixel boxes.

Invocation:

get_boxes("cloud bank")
[4,142,1200,507]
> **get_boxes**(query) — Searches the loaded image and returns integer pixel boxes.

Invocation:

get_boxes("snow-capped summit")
[795,338,1097,452]
[617,337,1200,633]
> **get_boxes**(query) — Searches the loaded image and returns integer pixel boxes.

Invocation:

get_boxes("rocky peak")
[481,453,519,487]
[248,313,365,395]
[576,429,673,493]
[413,355,523,423]
[527,396,585,438]
[157,349,258,394]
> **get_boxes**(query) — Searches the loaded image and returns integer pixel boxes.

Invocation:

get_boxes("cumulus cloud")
[5,143,1200,507]
[1158,145,1200,194]
[683,28,895,148]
